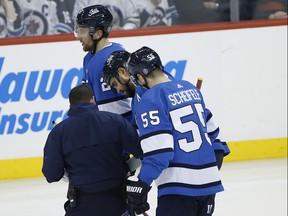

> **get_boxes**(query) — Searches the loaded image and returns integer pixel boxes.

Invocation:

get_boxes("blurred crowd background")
[0,0,287,38]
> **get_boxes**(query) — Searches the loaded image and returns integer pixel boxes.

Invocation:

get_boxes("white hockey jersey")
[73,0,140,30]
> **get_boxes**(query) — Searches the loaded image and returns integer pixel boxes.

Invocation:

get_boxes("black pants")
[156,194,216,216]
[64,186,127,216]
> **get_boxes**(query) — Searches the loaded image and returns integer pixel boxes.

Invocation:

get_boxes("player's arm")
[205,108,230,169]
[136,99,174,185]
[42,129,65,183]
[118,114,143,159]
[196,77,230,169]
[126,99,173,215]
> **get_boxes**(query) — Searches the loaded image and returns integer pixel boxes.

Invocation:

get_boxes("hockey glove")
[214,150,224,170]
[126,180,151,216]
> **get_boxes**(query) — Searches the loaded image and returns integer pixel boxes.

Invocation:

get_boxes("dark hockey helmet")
[127,46,164,82]
[102,50,130,85]
[75,5,113,37]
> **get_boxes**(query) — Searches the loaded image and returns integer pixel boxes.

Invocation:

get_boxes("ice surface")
[0,158,287,216]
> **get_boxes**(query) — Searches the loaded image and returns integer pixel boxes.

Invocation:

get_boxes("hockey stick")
[126,156,142,177]
[196,77,203,90]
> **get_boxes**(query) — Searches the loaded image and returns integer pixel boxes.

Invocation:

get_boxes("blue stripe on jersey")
[158,181,222,190]
[143,148,173,157]
[208,128,220,137]
[155,165,223,197]
[140,130,173,140]
[158,182,223,197]
[97,95,129,105]
[169,162,218,169]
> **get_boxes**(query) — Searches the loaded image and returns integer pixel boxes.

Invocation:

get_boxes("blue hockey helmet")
[75,5,113,37]
[102,50,130,85]
[127,46,164,81]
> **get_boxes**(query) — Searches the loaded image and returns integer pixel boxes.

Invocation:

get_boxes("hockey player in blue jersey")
[103,50,230,168]
[121,46,225,216]
[103,50,146,127]
[74,4,132,121]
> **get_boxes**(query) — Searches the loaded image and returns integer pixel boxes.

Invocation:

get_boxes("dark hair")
[69,84,94,105]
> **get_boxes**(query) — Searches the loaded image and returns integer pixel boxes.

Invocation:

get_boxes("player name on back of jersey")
[168,88,201,106]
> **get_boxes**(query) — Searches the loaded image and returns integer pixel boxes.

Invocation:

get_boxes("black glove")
[126,180,151,216]
[215,150,224,170]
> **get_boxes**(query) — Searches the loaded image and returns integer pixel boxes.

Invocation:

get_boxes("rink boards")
[0,21,287,179]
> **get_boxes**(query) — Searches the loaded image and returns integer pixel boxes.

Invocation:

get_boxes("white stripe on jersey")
[98,98,132,115]
[206,115,226,142]
[206,115,219,133]
[141,133,174,154]
[155,166,221,186]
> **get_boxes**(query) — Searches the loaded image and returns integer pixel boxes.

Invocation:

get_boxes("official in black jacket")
[42,84,142,216]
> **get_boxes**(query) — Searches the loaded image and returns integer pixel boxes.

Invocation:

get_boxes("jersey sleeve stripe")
[140,133,174,154]
[208,128,220,137]
[169,162,218,170]
[158,181,222,190]
[97,95,129,105]
[206,115,219,133]
[155,166,222,186]
[140,130,173,140]
[143,148,173,157]
[97,98,132,115]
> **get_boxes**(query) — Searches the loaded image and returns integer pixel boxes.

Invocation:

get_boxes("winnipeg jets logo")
[106,54,114,66]
[89,8,99,16]
[23,11,48,36]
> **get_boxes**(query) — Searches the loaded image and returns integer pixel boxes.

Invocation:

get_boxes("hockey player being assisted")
[103,49,230,169]
[103,47,227,216]
[74,4,133,122]
[42,84,142,216]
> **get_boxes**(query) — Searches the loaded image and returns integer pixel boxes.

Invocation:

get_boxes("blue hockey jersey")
[135,79,224,197]
[131,85,147,127]
[166,73,230,156]
[82,42,132,121]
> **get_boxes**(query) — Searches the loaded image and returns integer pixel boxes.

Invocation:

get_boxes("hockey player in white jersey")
[73,0,140,30]
[123,46,225,216]
[136,0,179,27]
[5,0,74,37]
[0,0,12,38]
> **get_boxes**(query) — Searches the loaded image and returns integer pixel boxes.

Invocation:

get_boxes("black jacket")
[42,102,142,193]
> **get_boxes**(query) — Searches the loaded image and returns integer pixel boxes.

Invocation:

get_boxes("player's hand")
[126,180,151,216]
